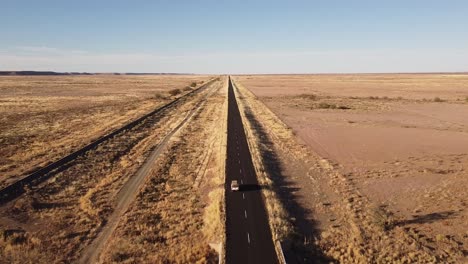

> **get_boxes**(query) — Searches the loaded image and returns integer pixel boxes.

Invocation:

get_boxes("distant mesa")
[0,71,91,76]
[0,71,190,76]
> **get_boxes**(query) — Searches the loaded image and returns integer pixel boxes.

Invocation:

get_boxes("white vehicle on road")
[231,180,240,191]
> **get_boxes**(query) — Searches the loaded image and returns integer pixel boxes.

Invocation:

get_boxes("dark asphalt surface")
[225,77,279,264]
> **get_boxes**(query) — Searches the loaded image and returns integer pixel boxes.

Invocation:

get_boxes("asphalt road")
[225,77,279,264]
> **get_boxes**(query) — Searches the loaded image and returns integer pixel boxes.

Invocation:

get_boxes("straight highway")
[225,77,278,264]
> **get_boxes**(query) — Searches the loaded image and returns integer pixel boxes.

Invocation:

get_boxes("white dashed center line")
[243,193,245,199]
[245,210,247,218]
[247,232,250,244]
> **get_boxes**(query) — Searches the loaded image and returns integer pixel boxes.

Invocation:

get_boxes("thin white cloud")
[14,46,89,56]
[16,46,61,53]
[1,47,467,74]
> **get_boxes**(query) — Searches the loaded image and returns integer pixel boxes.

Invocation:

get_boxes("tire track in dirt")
[78,80,222,264]
[0,79,217,205]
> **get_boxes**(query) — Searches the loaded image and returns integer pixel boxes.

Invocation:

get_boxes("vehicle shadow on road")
[240,184,262,192]
[242,104,332,264]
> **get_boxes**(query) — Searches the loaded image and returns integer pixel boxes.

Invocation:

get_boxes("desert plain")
[0,73,467,263]
[234,74,468,263]
[0,75,225,263]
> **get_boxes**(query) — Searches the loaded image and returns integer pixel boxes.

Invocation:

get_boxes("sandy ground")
[234,74,468,263]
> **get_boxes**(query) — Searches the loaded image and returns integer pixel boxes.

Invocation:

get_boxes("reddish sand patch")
[277,103,468,169]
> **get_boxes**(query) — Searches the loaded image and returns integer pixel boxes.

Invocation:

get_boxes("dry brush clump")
[299,93,351,109]
[317,102,351,110]
[283,94,354,111]
[168,88,182,96]
[152,92,167,100]
[0,227,43,264]
[299,94,318,100]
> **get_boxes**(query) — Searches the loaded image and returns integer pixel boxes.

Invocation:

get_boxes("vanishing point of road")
[225,77,279,264]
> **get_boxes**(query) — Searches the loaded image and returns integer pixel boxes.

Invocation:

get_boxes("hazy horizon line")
[1,70,467,76]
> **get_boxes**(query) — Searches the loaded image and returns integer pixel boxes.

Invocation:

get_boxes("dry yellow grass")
[97,78,228,263]
[0,76,222,263]
[237,73,468,101]
[202,77,228,261]
[0,75,212,188]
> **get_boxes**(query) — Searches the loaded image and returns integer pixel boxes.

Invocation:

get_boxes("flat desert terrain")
[0,75,209,188]
[234,74,468,263]
[2,73,467,263]
[0,75,226,263]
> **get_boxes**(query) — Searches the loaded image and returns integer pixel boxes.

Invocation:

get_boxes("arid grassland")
[100,79,227,263]
[0,76,225,263]
[0,75,210,189]
[2,73,466,263]
[233,74,468,263]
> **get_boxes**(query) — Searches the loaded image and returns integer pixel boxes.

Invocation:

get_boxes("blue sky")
[1,0,467,73]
